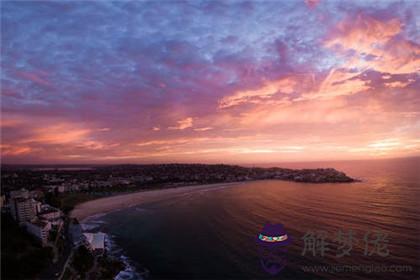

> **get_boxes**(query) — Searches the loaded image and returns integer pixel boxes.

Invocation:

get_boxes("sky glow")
[1,0,419,164]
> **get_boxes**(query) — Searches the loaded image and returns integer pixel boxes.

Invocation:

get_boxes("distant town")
[1,163,355,279]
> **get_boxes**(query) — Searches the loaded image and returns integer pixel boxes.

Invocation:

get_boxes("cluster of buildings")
[3,165,355,203]
[42,174,133,193]
[7,188,64,246]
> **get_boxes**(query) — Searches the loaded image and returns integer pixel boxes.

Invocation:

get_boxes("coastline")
[70,182,242,221]
[70,182,243,280]
[69,177,355,279]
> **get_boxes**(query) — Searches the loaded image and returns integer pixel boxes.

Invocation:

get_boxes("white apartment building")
[10,198,39,223]
[9,188,30,199]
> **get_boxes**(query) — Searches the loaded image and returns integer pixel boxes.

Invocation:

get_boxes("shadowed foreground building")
[24,219,52,245]
[6,188,64,246]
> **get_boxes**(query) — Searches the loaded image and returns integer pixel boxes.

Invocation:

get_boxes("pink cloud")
[16,71,52,87]
[1,144,32,156]
[325,13,420,74]
[168,117,194,130]
[302,68,371,100]
[194,127,213,132]
[219,78,296,108]
[304,0,320,9]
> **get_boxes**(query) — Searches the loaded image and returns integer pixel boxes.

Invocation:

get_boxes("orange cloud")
[325,13,420,74]
[325,14,401,54]
[239,96,357,127]
[384,81,412,88]
[23,123,91,145]
[137,139,190,147]
[219,78,296,108]
[76,140,119,150]
[168,117,193,130]
[1,144,32,156]
[301,68,370,100]
[194,127,213,131]
[1,115,26,128]
[348,138,420,157]
[2,120,118,160]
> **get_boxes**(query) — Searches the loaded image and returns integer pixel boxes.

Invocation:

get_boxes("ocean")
[82,157,420,279]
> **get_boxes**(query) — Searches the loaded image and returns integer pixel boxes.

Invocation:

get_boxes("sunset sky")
[1,0,419,164]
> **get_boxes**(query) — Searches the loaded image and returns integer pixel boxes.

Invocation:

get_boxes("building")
[70,222,84,246]
[38,205,62,219]
[83,232,105,254]
[25,220,52,246]
[69,184,80,191]
[42,185,58,193]
[9,188,31,199]
[29,189,44,200]
[38,205,63,225]
[10,198,39,223]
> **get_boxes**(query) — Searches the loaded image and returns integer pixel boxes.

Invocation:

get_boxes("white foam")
[81,211,147,280]
[104,231,146,280]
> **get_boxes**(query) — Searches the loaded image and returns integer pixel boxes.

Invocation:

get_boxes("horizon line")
[2,155,419,167]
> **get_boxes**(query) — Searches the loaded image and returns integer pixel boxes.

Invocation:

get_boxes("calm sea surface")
[87,157,420,280]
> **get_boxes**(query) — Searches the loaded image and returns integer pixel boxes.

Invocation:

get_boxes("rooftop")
[83,232,105,250]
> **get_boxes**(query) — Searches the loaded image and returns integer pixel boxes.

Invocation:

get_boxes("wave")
[106,235,146,280]
[81,217,148,280]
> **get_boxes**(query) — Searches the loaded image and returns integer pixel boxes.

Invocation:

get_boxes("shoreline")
[70,182,242,221]
[71,182,245,280]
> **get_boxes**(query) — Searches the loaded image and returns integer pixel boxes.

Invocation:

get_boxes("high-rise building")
[10,198,38,223]
[9,188,30,200]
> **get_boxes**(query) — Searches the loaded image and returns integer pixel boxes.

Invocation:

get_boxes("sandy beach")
[70,182,241,221]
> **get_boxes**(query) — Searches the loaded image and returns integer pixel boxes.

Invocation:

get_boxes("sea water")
[83,157,420,279]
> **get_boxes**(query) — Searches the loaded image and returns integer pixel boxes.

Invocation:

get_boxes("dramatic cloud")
[307,69,371,99]
[325,13,420,74]
[219,78,296,108]
[1,1,419,163]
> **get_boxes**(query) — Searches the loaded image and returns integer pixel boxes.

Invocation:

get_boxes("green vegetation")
[1,213,52,279]
[72,245,94,278]
[46,192,102,214]
[97,255,125,279]
[46,186,156,214]
[64,248,124,280]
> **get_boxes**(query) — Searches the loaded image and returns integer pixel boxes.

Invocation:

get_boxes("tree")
[72,245,94,278]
